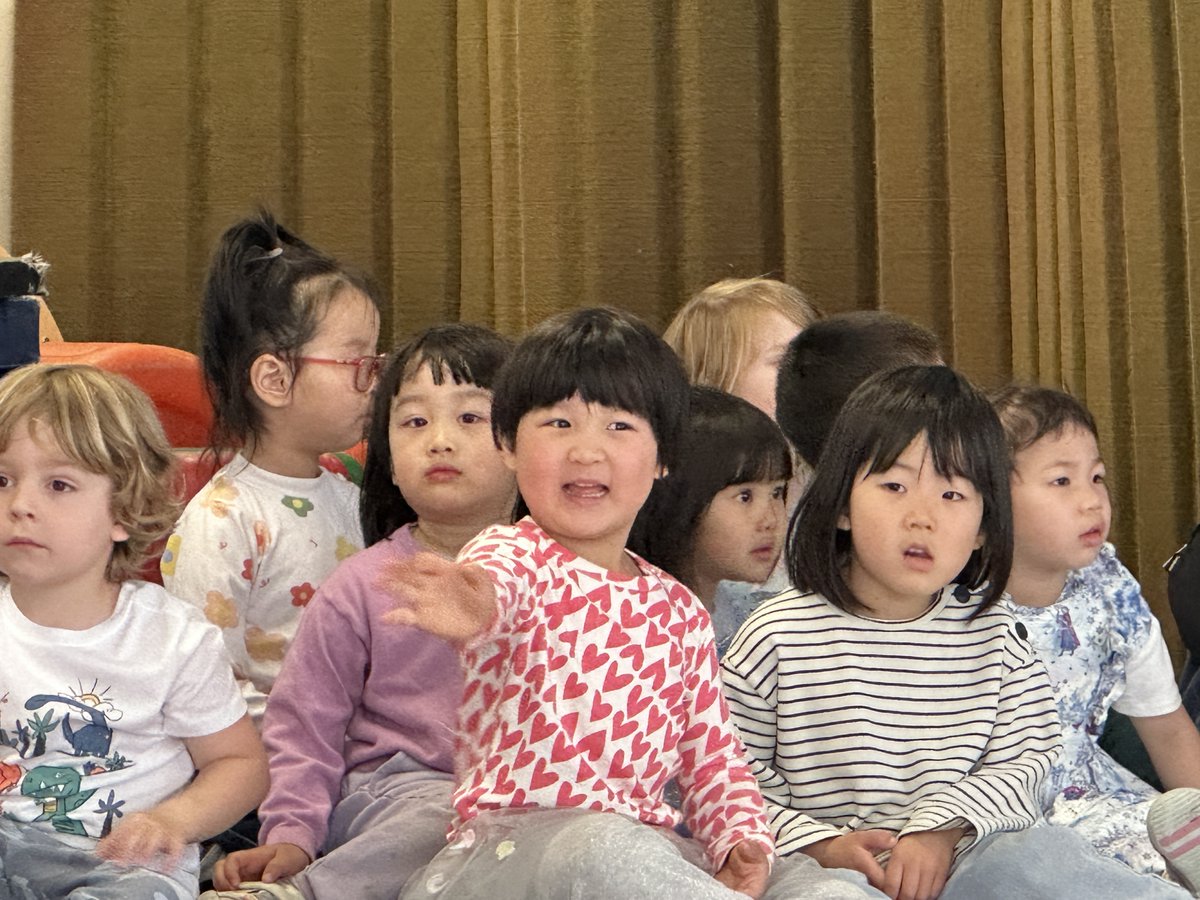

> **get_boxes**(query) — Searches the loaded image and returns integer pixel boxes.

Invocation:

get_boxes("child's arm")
[1133,706,1200,789]
[96,715,268,872]
[218,574,378,887]
[721,639,860,858]
[379,552,498,643]
[900,626,1061,845]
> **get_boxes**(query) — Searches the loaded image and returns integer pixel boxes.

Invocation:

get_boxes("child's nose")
[426,421,453,453]
[566,436,604,464]
[903,502,934,530]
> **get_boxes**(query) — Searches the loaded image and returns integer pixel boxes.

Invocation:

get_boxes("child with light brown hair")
[663,276,820,421]
[0,364,266,898]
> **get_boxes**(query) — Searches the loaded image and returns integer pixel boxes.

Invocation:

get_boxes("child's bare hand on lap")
[715,840,771,898]
[882,827,963,900]
[804,829,896,890]
[214,842,312,890]
[95,811,186,874]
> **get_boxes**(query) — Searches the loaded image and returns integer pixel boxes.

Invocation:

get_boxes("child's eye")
[942,490,965,501]
[608,421,633,432]
[49,480,73,493]
[881,482,905,493]
[771,485,787,502]
[460,412,485,425]
[1051,476,1070,486]
[544,418,570,429]
[0,474,9,488]
[399,416,427,428]
[1093,471,1106,484]
[736,489,753,504]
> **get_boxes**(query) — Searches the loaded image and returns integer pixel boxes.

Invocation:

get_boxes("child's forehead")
[522,393,647,419]
[2,417,83,466]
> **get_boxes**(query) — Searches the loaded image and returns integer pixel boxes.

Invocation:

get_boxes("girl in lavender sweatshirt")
[207,325,517,900]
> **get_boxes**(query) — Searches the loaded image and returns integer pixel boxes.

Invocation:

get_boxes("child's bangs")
[860,402,984,489]
[0,370,107,473]
[718,433,793,489]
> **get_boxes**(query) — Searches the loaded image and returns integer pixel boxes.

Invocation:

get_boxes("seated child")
[723,364,1191,900]
[381,308,884,900]
[207,325,518,900]
[0,364,266,899]
[629,385,791,655]
[991,384,1200,887]
[163,211,381,726]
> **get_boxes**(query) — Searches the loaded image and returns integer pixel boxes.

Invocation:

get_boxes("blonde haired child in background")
[663,277,820,650]
[162,211,381,725]
[0,364,266,899]
[663,276,820,422]
[207,325,517,900]
[992,384,1200,891]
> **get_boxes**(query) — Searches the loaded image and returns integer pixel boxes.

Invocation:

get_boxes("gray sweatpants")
[288,754,453,900]
[400,808,884,900]
[0,818,193,899]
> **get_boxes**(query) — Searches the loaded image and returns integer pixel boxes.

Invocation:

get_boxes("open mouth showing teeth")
[904,548,932,560]
[564,482,607,499]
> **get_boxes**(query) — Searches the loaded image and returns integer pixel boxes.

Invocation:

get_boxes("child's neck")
[243,436,322,478]
[10,577,122,630]
[1004,563,1068,608]
[411,519,487,559]
[683,565,718,613]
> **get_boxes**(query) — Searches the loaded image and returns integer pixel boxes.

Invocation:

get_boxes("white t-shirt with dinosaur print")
[0,578,245,875]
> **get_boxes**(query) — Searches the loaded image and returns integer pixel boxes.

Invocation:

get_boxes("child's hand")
[95,811,186,874]
[882,827,963,900]
[378,552,497,645]
[213,842,312,890]
[803,829,896,890]
[714,840,771,898]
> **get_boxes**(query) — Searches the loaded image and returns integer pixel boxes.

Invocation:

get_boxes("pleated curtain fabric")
[12,0,1200,659]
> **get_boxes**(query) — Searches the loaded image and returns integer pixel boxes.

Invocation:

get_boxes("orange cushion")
[39,341,212,448]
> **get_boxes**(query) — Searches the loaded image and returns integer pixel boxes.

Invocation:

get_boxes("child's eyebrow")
[393,386,493,406]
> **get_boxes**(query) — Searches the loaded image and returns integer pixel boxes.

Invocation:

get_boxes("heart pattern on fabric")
[448,519,772,869]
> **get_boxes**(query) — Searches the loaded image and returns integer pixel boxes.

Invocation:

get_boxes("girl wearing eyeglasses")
[162,210,381,734]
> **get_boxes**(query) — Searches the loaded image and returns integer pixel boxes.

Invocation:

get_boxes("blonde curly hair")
[0,364,180,581]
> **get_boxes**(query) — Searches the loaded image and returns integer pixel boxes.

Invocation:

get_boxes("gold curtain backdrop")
[12,1,1200,658]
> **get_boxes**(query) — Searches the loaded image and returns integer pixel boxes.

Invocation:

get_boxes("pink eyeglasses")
[294,355,386,392]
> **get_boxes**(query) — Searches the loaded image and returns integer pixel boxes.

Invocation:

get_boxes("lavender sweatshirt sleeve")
[257,528,461,858]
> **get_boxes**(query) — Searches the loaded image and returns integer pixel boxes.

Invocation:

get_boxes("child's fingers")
[383,606,419,627]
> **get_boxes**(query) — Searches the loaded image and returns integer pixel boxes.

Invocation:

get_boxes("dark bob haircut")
[360,323,514,546]
[776,310,942,466]
[989,383,1099,462]
[491,307,690,470]
[788,365,1013,615]
[629,386,793,580]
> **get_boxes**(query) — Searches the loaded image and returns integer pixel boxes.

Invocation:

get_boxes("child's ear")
[974,529,985,550]
[250,353,295,408]
[110,520,130,543]
[837,512,851,531]
[656,464,669,479]
[499,439,518,473]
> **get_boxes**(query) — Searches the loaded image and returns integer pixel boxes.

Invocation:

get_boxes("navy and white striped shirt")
[721,585,1062,858]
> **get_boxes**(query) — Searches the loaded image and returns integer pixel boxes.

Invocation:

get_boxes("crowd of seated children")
[19,207,1200,900]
